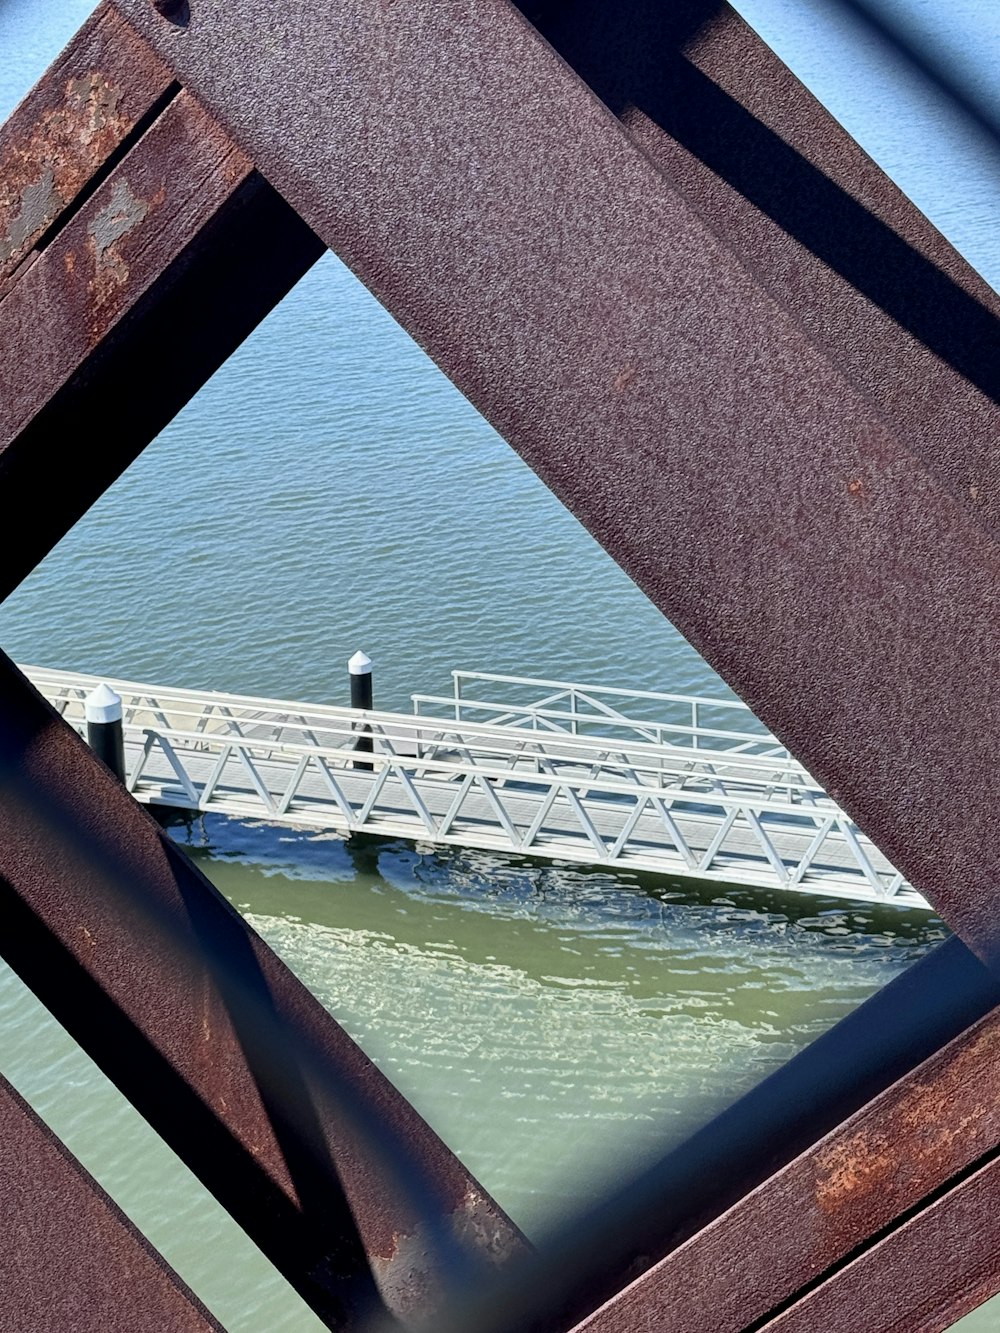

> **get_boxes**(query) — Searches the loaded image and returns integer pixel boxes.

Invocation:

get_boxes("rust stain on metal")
[451,1186,527,1265]
[764,1155,1000,1332]
[371,1188,526,1325]
[67,72,129,146]
[814,1021,1000,1216]
[0,73,130,272]
[370,1230,435,1326]
[0,5,176,289]
[86,175,149,302]
[1,169,60,264]
[814,1129,896,1213]
[0,92,258,450]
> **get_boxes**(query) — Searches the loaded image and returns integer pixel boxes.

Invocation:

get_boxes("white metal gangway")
[23,664,927,911]
[414,670,794,757]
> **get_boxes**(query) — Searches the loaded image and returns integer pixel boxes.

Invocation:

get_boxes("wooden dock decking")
[25,665,927,911]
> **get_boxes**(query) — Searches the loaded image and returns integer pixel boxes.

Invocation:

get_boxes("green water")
[0,813,945,1330]
[187,819,944,1238]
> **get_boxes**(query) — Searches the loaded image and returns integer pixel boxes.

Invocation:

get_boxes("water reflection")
[178,815,944,1238]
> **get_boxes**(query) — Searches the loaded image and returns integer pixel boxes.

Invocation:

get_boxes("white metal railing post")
[410,694,423,760]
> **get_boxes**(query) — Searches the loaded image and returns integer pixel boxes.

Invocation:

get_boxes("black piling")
[349,651,373,771]
[85,683,126,783]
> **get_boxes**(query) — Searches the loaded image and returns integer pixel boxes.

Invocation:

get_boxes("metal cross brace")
[3,1,1000,1329]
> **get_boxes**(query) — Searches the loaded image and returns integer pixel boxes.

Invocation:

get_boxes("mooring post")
[349,650,374,770]
[85,683,126,784]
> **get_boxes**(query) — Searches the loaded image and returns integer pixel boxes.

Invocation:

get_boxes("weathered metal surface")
[556,1002,1000,1332]
[0,3,174,293]
[0,1071,221,1331]
[0,109,326,597]
[0,652,528,1328]
[0,163,325,597]
[0,89,252,449]
[520,1,1000,541]
[5,4,1000,1331]
[113,0,1000,975]
[0,13,530,1325]
[760,1156,1000,1331]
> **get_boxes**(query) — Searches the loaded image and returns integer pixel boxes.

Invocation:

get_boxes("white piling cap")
[85,682,123,724]
[348,650,373,676]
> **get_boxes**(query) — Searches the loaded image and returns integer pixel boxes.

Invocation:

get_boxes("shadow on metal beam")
[519,0,1000,408]
[432,932,1000,1332]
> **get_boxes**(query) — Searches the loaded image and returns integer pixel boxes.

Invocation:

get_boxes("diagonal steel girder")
[114,0,1000,964]
[4,1,1000,1331]
[0,1071,222,1331]
[0,10,528,1330]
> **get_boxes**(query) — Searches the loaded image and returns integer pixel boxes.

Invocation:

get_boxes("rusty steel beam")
[114,0,1000,974]
[0,4,175,296]
[0,655,528,1329]
[519,1,1000,543]
[760,1156,1000,1332]
[5,5,1000,1333]
[0,1071,221,1331]
[0,11,528,1323]
[560,1003,1000,1333]
[0,88,252,448]
[97,4,1000,1325]
[0,162,326,599]
[0,7,326,600]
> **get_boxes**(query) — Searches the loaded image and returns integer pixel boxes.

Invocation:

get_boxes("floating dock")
[26,665,926,911]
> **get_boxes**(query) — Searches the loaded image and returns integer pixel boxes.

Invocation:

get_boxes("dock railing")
[412,669,789,757]
[24,665,921,907]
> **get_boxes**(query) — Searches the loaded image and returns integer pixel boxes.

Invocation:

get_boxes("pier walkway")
[25,665,926,910]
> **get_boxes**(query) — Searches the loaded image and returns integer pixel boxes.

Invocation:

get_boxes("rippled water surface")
[3,3,1000,1329]
[188,819,945,1235]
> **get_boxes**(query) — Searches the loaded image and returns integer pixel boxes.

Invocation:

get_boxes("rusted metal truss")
[0,1071,221,1330]
[2,1,1000,1329]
